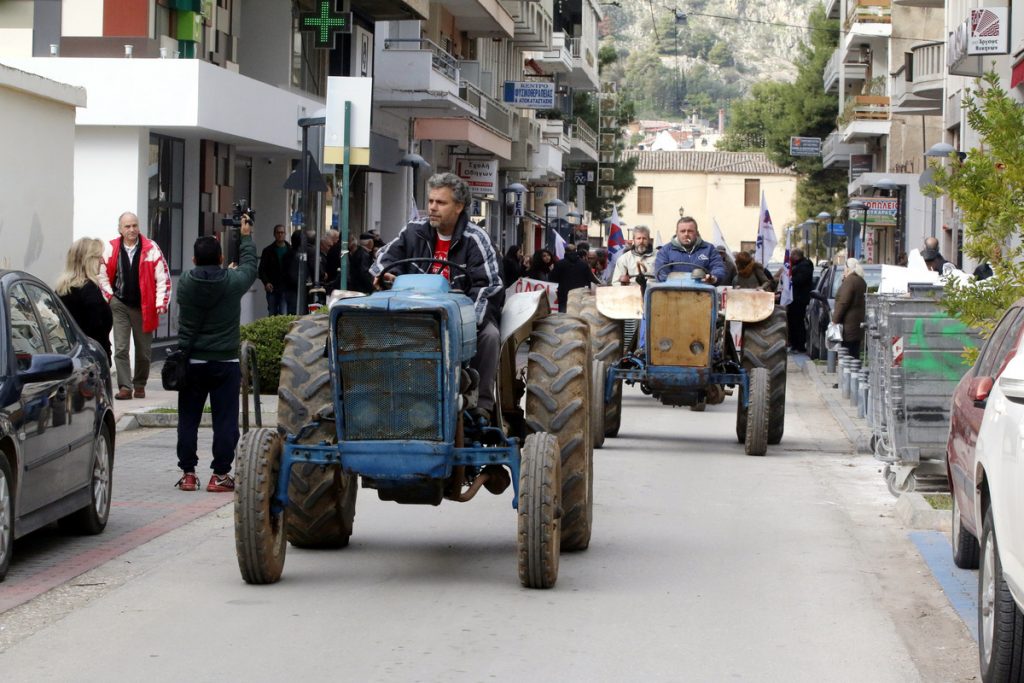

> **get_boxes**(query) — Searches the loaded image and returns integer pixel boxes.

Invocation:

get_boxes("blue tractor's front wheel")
[234,428,287,584]
[517,432,561,589]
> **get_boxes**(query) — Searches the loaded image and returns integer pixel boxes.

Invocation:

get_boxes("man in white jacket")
[612,225,656,286]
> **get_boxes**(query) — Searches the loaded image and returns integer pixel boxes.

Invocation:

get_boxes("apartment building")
[0,0,605,332]
[821,0,945,265]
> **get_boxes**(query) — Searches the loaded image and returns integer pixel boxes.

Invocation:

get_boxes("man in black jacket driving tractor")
[370,172,505,421]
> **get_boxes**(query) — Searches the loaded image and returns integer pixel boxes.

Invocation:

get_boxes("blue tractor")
[571,264,788,455]
[233,259,596,588]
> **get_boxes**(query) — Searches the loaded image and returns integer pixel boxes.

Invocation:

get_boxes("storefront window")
[148,134,185,274]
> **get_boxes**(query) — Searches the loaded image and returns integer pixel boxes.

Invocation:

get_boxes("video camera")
[222,199,255,228]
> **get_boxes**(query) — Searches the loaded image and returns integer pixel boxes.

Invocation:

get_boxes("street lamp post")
[565,209,583,244]
[800,219,816,254]
[397,152,431,216]
[924,142,958,242]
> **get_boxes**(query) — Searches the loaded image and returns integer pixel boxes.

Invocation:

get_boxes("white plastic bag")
[826,321,843,347]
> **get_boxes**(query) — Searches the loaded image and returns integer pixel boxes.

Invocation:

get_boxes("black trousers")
[176,361,241,475]
[787,301,808,350]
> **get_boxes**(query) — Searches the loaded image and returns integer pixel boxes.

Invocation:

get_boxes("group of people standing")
[54,210,256,493]
[257,225,383,315]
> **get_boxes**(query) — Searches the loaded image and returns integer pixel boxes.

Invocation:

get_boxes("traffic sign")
[573,170,588,185]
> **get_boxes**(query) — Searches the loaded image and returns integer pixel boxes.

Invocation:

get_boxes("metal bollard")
[828,347,846,374]
[857,371,870,416]
[846,360,862,400]
[839,359,851,397]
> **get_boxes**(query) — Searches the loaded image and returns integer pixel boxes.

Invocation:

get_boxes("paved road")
[0,364,977,681]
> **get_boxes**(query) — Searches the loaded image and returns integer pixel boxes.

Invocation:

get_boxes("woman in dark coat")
[56,237,113,360]
[832,257,868,359]
[525,249,554,281]
[502,244,524,287]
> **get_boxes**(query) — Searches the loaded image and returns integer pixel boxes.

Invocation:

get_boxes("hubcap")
[0,470,10,564]
[93,438,110,518]
[981,530,997,666]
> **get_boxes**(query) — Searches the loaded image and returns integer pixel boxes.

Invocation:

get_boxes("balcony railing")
[383,38,459,83]
[840,95,890,125]
[568,117,597,149]
[458,80,513,136]
[846,0,891,28]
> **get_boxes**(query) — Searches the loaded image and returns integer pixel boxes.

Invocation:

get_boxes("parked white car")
[975,349,1024,682]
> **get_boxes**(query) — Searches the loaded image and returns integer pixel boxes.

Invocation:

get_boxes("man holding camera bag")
[173,213,258,492]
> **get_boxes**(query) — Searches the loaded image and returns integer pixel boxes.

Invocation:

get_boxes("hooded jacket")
[370,212,504,327]
[175,235,258,361]
[654,236,726,282]
[98,234,171,333]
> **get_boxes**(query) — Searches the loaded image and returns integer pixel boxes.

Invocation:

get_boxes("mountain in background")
[599,0,821,121]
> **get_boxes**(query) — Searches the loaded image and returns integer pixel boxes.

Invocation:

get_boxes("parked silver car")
[0,270,116,581]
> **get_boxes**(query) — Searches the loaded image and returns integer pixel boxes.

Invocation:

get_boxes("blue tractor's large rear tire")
[738,306,788,445]
[526,314,593,552]
[567,289,623,438]
[517,432,561,589]
[278,314,357,549]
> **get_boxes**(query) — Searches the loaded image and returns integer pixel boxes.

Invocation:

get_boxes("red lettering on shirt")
[431,236,452,279]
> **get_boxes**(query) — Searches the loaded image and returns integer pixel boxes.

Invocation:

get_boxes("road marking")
[910,530,978,641]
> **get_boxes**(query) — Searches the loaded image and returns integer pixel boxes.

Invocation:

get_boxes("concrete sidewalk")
[113,360,278,431]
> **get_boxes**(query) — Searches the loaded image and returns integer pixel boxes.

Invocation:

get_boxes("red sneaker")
[207,474,235,492]
[175,472,199,491]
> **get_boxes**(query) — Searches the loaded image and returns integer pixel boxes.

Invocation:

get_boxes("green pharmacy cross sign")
[300,0,352,49]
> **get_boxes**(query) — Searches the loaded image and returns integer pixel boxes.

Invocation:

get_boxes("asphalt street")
[0,362,978,681]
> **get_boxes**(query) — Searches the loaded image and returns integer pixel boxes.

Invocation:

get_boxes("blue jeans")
[266,289,292,316]
[176,361,241,475]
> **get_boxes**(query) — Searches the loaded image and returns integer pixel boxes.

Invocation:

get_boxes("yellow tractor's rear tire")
[526,314,593,552]
[567,289,624,437]
[738,306,788,445]
[278,314,357,549]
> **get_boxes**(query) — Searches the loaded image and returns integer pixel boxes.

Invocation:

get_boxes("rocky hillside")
[602,0,821,99]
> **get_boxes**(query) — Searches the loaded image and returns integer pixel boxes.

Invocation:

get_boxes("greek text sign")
[454,158,498,195]
[502,81,556,109]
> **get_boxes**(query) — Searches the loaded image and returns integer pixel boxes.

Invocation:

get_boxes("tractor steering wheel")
[379,257,470,290]
[655,261,706,280]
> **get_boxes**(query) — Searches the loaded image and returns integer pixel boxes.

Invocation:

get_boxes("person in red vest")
[98,211,171,399]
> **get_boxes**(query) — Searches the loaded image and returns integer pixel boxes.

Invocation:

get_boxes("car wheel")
[979,507,1024,682]
[952,491,980,569]
[60,424,113,535]
[0,457,13,581]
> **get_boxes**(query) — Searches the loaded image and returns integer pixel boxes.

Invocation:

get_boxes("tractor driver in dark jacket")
[654,216,727,283]
[371,172,505,422]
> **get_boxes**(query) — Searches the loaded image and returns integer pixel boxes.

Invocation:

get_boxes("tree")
[719,6,845,226]
[622,48,684,118]
[927,71,1024,342]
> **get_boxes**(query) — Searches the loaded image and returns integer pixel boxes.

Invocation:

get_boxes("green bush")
[240,315,297,394]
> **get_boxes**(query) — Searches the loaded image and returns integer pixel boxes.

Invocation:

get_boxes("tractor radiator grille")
[336,313,443,441]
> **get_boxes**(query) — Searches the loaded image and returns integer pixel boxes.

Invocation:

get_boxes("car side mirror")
[971,375,994,409]
[17,353,74,384]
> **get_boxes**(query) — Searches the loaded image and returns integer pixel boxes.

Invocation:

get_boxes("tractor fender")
[722,289,775,323]
[595,284,643,320]
[500,289,550,346]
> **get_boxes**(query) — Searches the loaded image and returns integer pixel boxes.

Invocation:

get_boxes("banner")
[507,277,557,310]
[756,192,778,264]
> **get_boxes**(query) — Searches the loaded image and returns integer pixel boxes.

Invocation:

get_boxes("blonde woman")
[56,237,113,360]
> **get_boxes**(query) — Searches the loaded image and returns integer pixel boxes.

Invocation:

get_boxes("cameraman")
[173,213,258,492]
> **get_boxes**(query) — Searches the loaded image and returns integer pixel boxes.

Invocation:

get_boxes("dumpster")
[864,285,981,496]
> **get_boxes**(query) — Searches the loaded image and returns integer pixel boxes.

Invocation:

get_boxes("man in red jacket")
[98,211,171,399]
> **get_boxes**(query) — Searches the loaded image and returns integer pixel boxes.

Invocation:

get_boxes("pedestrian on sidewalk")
[257,224,293,315]
[98,212,171,400]
[787,248,814,353]
[56,237,113,361]
[832,257,867,360]
[173,213,258,493]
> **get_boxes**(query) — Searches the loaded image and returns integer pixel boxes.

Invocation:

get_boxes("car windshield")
[829,265,884,297]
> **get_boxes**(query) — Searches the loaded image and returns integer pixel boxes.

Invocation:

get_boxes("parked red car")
[946,299,1024,569]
